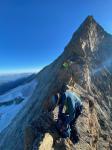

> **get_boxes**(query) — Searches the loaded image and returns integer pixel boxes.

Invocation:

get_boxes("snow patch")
[0,80,37,102]
[0,79,38,133]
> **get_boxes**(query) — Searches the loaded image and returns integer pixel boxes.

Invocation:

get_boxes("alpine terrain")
[0,16,112,150]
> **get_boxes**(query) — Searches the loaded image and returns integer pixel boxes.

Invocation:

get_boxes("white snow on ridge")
[0,79,37,102]
[0,101,26,133]
[0,79,38,133]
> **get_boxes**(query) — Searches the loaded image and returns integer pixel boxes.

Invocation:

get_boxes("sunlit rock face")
[0,16,112,150]
[64,16,105,57]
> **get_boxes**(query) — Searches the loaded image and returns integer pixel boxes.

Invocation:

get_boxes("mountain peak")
[80,15,103,33]
[64,16,106,57]
[84,15,96,24]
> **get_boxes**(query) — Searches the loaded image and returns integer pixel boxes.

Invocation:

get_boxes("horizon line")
[0,67,43,75]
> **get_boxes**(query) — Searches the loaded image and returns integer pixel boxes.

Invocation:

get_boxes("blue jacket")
[59,91,82,123]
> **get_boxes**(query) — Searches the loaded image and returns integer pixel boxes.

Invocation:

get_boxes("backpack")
[65,92,82,122]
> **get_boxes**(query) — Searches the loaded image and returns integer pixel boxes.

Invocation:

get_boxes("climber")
[54,84,83,144]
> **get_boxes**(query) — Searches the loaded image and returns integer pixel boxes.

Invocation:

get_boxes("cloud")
[92,58,112,75]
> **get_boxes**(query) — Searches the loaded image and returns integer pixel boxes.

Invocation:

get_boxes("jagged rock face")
[64,16,105,57]
[0,16,112,150]
[63,16,112,149]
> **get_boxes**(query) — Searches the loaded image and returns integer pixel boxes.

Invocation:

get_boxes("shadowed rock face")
[0,16,112,150]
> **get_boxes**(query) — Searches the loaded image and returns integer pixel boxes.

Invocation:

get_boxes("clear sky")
[0,0,112,73]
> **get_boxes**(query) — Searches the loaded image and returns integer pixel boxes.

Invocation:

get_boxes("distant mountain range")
[0,73,37,95]
[0,73,33,84]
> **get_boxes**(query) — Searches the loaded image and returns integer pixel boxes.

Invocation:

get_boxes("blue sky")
[0,0,112,73]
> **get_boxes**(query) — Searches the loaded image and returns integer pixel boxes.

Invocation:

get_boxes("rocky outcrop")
[38,133,53,150]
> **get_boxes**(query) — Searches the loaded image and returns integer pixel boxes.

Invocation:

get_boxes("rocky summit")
[0,16,112,150]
